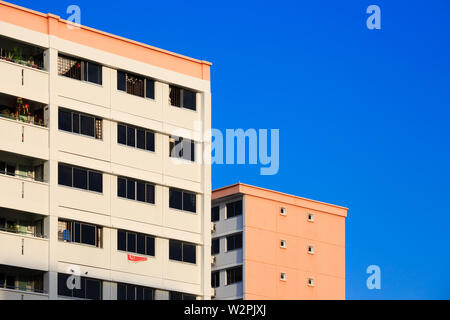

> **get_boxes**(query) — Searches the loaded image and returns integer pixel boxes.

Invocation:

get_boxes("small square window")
[308,278,315,287]
[280,240,287,248]
[280,207,287,216]
[308,213,315,222]
[280,273,287,281]
[308,245,314,254]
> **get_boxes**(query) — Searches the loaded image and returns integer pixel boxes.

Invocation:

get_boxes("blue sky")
[11,0,450,299]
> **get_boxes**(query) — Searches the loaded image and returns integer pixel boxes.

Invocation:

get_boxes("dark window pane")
[211,207,219,222]
[211,238,219,255]
[127,232,136,253]
[85,279,101,300]
[136,182,145,202]
[81,224,96,246]
[74,223,81,243]
[170,291,182,300]
[58,109,72,132]
[118,177,126,198]
[169,86,181,107]
[58,164,72,187]
[183,243,196,264]
[182,139,194,161]
[6,164,15,176]
[235,200,243,216]
[143,288,154,300]
[127,179,135,200]
[145,79,155,99]
[118,124,126,145]
[169,240,182,261]
[146,184,155,204]
[169,189,182,210]
[146,236,155,256]
[136,286,143,300]
[73,168,88,190]
[73,277,86,298]
[58,273,72,297]
[212,271,220,288]
[127,127,135,147]
[0,161,5,174]
[118,230,126,251]
[117,71,126,91]
[183,294,196,301]
[183,192,196,213]
[146,131,155,152]
[117,283,126,300]
[137,234,145,254]
[137,129,145,149]
[87,62,102,85]
[126,285,135,300]
[80,115,95,137]
[89,171,102,193]
[72,113,80,134]
[183,89,196,110]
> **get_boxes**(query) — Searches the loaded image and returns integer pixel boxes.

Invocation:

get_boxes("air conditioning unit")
[211,288,216,298]
[210,222,216,233]
[211,255,216,266]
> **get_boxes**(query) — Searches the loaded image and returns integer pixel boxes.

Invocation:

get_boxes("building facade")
[211,184,347,300]
[0,1,212,300]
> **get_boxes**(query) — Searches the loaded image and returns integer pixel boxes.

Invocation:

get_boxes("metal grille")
[169,86,181,107]
[58,55,82,80]
[95,119,102,140]
[126,74,144,97]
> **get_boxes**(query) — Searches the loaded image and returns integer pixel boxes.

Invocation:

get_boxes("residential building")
[0,1,211,300]
[211,183,348,300]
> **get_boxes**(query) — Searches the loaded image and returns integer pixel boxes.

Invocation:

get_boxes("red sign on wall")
[127,254,147,262]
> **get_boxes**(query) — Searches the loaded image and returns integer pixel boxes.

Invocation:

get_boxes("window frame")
[169,85,197,111]
[117,176,155,204]
[169,188,196,213]
[117,229,155,257]
[58,54,103,85]
[169,136,195,162]
[117,123,155,152]
[58,219,103,248]
[58,108,102,140]
[58,163,103,193]
[226,233,243,252]
[169,240,196,264]
[117,70,155,100]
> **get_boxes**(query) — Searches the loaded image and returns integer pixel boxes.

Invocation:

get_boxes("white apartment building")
[0,1,212,300]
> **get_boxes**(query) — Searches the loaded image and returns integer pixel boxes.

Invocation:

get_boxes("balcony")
[0,265,47,300]
[0,36,48,103]
[0,151,49,215]
[0,94,48,159]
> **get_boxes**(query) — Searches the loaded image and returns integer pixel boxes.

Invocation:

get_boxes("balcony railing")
[0,226,46,239]
[0,35,45,70]
[0,96,47,128]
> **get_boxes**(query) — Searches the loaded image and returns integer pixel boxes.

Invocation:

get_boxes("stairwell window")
[211,206,220,222]
[117,229,155,256]
[58,108,102,139]
[226,233,243,251]
[211,238,220,255]
[58,54,102,85]
[226,200,243,219]
[169,240,196,264]
[169,85,196,111]
[226,266,243,285]
[169,188,196,213]
[117,123,155,152]
[117,177,155,204]
[169,136,195,162]
[58,163,103,193]
[117,70,155,99]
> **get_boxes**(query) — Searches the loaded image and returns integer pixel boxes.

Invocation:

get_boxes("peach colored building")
[211,183,348,300]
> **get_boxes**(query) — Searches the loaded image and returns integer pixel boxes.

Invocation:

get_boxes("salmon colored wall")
[0,1,211,80]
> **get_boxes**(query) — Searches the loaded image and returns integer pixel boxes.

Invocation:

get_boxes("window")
[280,207,287,216]
[226,266,242,285]
[117,123,155,152]
[308,213,315,222]
[0,162,16,177]
[117,70,154,99]
[308,278,315,287]
[117,230,155,256]
[169,188,196,213]
[58,163,103,193]
[169,291,197,300]
[280,272,287,281]
[226,200,243,218]
[280,239,287,248]
[117,177,155,204]
[211,238,220,255]
[211,206,220,222]
[58,219,103,248]
[211,271,220,288]
[169,240,196,264]
[169,136,195,162]
[117,283,154,300]
[58,108,102,139]
[226,233,243,251]
[308,245,315,254]
[169,85,196,110]
[58,273,102,300]
[58,54,102,85]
